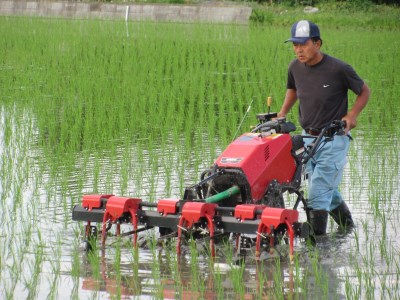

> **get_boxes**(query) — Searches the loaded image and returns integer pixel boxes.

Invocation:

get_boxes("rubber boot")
[309,210,329,236]
[330,201,354,230]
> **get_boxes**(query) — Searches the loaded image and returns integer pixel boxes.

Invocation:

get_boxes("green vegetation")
[0,4,399,299]
[250,2,400,28]
[70,0,400,7]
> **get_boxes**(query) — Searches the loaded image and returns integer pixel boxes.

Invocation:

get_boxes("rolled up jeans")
[303,133,350,212]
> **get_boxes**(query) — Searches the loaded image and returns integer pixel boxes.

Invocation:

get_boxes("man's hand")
[341,112,357,135]
[277,111,286,118]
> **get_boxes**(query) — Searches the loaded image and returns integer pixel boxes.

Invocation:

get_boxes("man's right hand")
[277,111,286,118]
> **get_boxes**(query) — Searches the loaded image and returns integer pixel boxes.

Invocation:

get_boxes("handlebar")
[322,120,346,138]
[251,117,296,134]
[248,111,348,171]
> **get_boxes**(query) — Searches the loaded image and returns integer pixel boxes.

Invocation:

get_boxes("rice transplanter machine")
[72,99,346,260]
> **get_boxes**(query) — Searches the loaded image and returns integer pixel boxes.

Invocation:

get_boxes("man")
[277,20,370,235]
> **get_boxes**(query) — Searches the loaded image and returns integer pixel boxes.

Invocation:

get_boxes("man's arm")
[277,89,298,118]
[342,83,371,134]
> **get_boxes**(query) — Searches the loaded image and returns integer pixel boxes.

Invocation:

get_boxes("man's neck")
[306,52,324,66]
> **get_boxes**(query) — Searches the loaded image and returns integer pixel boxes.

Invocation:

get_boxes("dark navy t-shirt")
[287,54,364,130]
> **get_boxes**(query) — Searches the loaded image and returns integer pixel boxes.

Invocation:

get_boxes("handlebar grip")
[331,120,346,129]
[325,120,346,137]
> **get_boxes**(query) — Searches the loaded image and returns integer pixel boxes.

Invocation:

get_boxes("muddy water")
[1,106,399,299]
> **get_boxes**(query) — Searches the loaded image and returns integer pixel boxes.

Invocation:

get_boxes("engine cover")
[215,133,296,202]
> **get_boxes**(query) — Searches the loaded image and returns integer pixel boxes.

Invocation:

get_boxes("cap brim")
[284,37,310,44]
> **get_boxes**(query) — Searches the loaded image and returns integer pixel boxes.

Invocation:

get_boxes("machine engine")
[184,114,302,208]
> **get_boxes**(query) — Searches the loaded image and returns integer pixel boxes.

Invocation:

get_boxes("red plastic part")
[82,194,114,211]
[179,202,217,227]
[255,207,299,259]
[101,196,142,247]
[105,196,142,221]
[177,202,218,257]
[260,207,298,228]
[157,199,180,216]
[234,204,266,221]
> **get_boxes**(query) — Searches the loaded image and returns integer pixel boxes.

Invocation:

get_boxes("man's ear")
[313,40,321,48]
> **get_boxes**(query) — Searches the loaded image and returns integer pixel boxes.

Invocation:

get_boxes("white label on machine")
[220,157,243,164]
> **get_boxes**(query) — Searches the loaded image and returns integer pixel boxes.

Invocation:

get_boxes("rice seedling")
[71,228,83,278]
[24,240,45,300]
[47,235,62,300]
[87,247,101,284]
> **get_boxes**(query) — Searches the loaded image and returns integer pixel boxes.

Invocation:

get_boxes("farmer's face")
[292,39,322,66]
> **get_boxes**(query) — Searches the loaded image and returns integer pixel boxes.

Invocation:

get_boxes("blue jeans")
[303,133,350,212]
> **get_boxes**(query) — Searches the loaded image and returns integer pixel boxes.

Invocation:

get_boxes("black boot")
[330,201,354,230]
[309,210,329,236]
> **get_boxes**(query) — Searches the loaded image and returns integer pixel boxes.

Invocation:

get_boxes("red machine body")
[215,133,297,201]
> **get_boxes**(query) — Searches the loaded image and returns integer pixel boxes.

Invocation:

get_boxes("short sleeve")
[343,64,364,95]
[286,61,296,90]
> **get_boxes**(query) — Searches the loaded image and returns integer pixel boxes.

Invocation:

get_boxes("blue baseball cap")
[285,20,320,44]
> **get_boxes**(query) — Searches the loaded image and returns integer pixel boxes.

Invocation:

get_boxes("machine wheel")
[262,179,285,208]
[262,194,285,208]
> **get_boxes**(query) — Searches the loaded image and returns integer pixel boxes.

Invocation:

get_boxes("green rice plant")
[114,236,122,275]
[211,267,225,299]
[254,262,267,298]
[47,235,62,300]
[24,241,45,300]
[305,249,330,299]
[146,233,164,298]
[71,228,82,278]
[169,247,184,299]
[87,248,101,283]
[229,260,246,298]
[188,237,201,292]
[290,255,303,296]
[344,269,361,300]
[271,258,285,300]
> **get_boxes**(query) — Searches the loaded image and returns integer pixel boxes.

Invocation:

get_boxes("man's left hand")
[342,112,357,135]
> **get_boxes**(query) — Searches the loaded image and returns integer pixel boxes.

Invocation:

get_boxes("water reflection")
[73,226,358,299]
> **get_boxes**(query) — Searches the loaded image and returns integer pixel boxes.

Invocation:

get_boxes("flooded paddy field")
[0,13,399,299]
